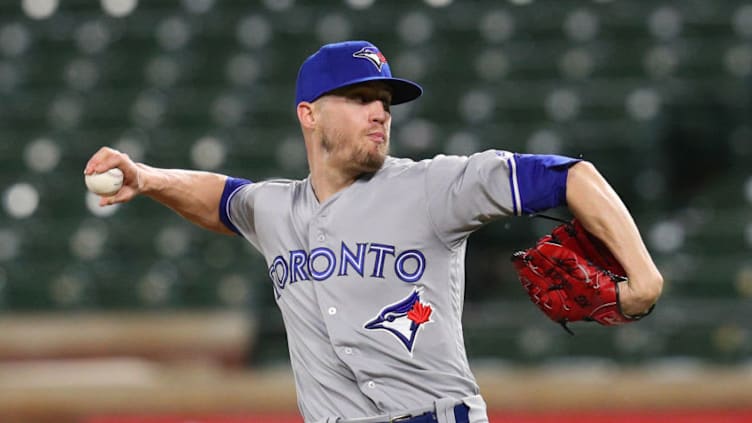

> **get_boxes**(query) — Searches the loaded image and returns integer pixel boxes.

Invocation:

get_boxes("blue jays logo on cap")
[352,46,387,72]
[364,288,433,355]
[295,40,422,106]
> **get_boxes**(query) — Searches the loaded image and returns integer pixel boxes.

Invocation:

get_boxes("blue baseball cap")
[295,40,423,106]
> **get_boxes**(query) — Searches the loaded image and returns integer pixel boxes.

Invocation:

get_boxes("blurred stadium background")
[1,0,751,421]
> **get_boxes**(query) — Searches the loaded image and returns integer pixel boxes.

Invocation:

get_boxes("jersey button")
[366,381,376,389]
[328,307,337,315]
[317,234,325,242]
[344,347,353,355]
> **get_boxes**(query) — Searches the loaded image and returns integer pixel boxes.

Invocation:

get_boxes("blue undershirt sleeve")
[511,153,581,215]
[219,177,252,235]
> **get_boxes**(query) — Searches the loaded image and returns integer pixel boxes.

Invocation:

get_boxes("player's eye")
[350,93,374,104]
[381,99,391,113]
[349,93,390,113]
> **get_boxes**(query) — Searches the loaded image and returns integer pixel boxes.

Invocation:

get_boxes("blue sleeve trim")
[512,153,581,215]
[219,177,252,236]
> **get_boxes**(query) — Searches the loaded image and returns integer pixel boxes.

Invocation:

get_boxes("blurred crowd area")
[0,0,751,373]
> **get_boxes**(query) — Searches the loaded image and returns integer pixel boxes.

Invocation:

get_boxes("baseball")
[85,168,124,196]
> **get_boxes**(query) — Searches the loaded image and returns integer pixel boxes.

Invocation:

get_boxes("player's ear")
[297,101,316,129]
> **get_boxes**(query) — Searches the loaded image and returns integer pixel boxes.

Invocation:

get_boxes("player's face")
[315,82,392,173]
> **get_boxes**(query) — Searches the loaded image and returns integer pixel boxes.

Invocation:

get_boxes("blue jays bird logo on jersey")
[364,289,433,354]
[353,47,388,72]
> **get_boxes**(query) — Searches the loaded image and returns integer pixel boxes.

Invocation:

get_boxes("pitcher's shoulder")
[379,156,440,176]
[239,177,310,201]
[379,154,476,176]
[250,177,304,189]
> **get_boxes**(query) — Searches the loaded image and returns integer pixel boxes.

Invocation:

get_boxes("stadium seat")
[0,0,750,366]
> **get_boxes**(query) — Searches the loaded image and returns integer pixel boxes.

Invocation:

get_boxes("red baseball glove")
[511,219,652,333]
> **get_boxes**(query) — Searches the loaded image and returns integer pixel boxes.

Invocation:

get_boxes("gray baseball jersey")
[219,149,578,422]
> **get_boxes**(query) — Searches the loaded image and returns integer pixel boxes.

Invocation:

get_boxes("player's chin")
[357,151,387,173]
[373,139,389,157]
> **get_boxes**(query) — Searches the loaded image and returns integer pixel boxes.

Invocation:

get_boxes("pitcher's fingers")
[99,194,124,207]
[98,195,112,207]
[85,147,124,174]
[101,186,137,206]
[87,155,123,175]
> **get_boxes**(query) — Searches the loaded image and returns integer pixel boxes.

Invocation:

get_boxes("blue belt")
[387,403,469,423]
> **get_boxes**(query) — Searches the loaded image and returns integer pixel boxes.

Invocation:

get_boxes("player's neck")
[309,166,360,203]
[304,135,366,203]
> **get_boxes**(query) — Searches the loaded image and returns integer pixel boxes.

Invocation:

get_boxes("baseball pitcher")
[84,41,663,423]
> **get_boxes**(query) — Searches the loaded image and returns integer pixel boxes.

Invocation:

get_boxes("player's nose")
[368,100,388,123]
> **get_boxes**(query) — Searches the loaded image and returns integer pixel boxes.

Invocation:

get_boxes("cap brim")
[384,78,423,105]
[321,76,423,105]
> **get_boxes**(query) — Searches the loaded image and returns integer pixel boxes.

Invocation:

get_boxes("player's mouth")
[367,131,386,143]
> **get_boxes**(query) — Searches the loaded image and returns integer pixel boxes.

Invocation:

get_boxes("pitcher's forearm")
[137,164,234,235]
[566,161,663,315]
[85,147,235,235]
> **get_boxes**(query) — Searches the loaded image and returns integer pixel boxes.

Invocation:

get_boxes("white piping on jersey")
[507,155,522,216]
[226,183,249,229]
[451,241,474,378]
